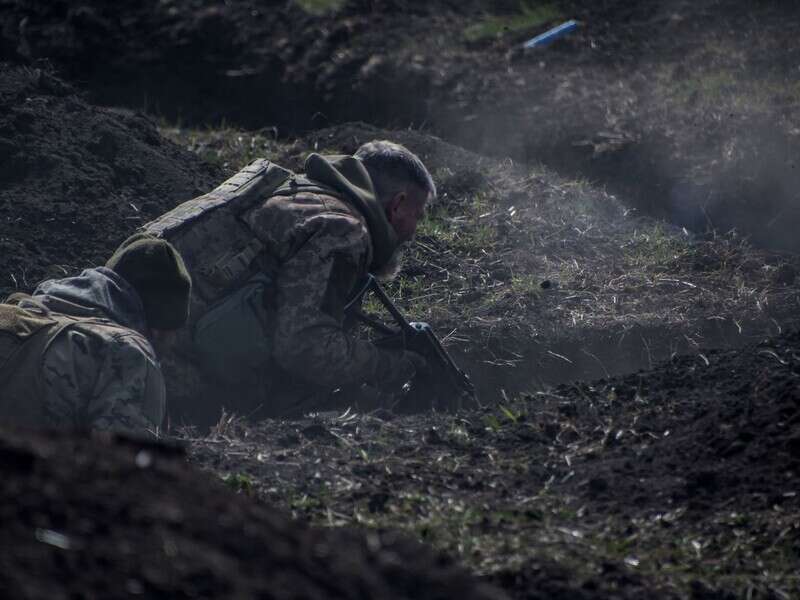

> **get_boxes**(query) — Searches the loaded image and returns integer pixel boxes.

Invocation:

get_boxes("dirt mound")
[182,327,800,598]
[4,1,800,251]
[0,426,506,600]
[0,0,440,129]
[488,559,663,600]
[548,328,800,515]
[0,64,220,299]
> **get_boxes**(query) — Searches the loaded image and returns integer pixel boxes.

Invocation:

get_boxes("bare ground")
[1,2,800,598]
[0,427,506,600]
[183,327,800,599]
[3,0,800,250]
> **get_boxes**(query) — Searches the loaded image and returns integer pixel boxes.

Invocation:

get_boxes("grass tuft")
[160,124,292,175]
[463,2,562,43]
[222,472,254,494]
[294,0,346,16]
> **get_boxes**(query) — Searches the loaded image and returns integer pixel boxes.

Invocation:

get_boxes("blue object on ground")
[523,19,579,49]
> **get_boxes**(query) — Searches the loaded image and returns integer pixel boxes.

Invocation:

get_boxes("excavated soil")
[3,0,800,251]
[7,65,798,400]
[548,330,800,515]
[0,427,506,600]
[1,7,800,596]
[0,63,219,299]
[184,328,800,599]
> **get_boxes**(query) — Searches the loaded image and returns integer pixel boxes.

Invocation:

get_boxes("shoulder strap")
[271,174,342,199]
[143,159,293,238]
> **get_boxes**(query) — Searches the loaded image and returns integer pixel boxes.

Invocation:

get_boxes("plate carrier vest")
[142,159,340,314]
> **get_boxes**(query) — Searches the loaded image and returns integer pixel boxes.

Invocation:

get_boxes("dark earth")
[0,427,505,600]
[0,64,220,299]
[3,0,800,250]
[1,0,799,598]
[184,327,800,599]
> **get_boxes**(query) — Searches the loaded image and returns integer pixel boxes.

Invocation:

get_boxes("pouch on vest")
[192,274,272,385]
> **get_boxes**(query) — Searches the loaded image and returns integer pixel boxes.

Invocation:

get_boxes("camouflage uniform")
[0,268,165,436]
[152,154,414,423]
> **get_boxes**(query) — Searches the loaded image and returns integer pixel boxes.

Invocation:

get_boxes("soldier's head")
[355,140,436,243]
[106,233,192,346]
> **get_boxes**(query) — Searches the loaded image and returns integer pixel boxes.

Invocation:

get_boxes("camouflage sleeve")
[271,214,403,388]
[41,325,165,437]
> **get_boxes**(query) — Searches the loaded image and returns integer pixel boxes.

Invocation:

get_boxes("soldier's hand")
[401,350,430,379]
[377,350,429,392]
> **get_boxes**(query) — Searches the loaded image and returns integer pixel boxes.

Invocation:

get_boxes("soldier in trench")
[0,236,192,436]
[148,140,436,426]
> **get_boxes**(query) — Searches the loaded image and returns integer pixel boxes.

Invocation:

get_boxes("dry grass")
[160,125,293,174]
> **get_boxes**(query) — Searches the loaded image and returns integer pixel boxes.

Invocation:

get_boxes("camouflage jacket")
[241,153,403,389]
[157,154,407,419]
[0,268,165,436]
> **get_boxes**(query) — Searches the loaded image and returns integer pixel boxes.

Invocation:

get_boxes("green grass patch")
[675,71,800,112]
[160,125,291,173]
[294,0,346,16]
[463,2,561,43]
[509,274,542,298]
[416,193,498,256]
[681,71,739,101]
[657,39,800,114]
[623,224,691,268]
[222,472,254,494]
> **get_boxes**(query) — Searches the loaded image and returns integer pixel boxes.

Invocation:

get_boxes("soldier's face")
[388,189,427,242]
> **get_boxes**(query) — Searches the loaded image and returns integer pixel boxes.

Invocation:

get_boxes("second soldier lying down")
[0,236,191,436]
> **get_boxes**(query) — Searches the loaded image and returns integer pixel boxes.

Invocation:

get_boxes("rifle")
[344,274,477,412]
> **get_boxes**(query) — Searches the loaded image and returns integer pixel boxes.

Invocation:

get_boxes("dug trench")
[2,65,798,402]
[3,0,800,252]
[1,329,798,598]
[185,333,800,599]
[1,39,799,600]
[182,326,800,599]
[269,123,800,403]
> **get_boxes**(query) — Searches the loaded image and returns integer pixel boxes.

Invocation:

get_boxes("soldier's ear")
[388,192,406,219]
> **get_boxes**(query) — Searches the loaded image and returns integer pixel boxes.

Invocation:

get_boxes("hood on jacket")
[31,267,148,334]
[304,153,399,271]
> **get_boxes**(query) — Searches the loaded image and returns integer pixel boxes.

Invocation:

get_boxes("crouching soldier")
[0,235,191,437]
[146,140,436,425]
